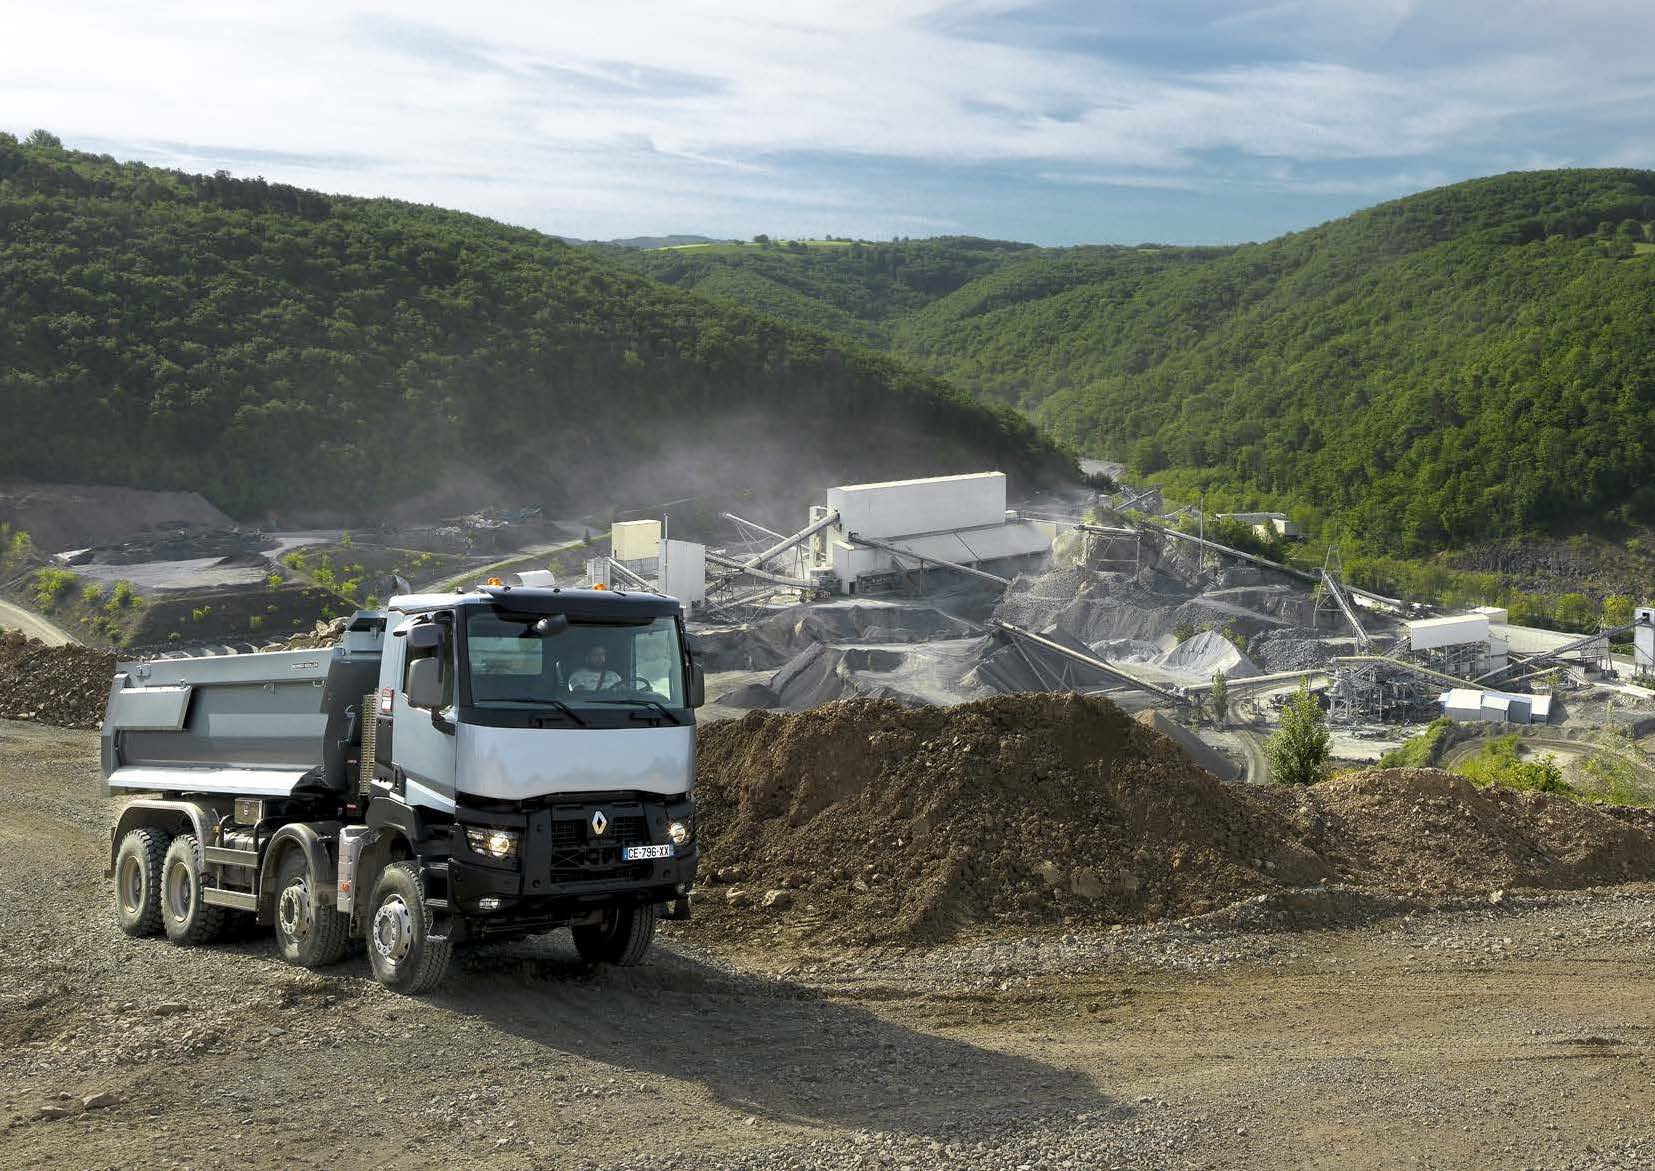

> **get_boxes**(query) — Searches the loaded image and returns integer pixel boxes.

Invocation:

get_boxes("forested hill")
[977,171,1655,552]
[0,137,1072,520]
[619,172,1655,553]
[614,237,1040,348]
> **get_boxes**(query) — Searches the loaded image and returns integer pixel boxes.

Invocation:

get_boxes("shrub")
[168,631,181,642]
[248,615,263,632]
[32,568,76,607]
[81,583,104,604]
[1266,682,1330,786]
[1378,717,1453,769]
[1453,735,1569,795]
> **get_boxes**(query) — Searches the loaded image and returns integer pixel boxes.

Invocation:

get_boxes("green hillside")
[0,136,1072,519]
[617,236,1038,349]
[620,171,1655,553]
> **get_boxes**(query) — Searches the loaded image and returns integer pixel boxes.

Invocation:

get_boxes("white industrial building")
[807,472,1053,594]
[1442,688,1552,725]
[1214,511,1300,539]
[1406,613,1506,676]
[1635,606,1655,674]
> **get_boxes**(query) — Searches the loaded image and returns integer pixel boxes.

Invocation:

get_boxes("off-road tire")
[572,902,657,966]
[366,861,450,995]
[160,834,226,946]
[113,827,170,937]
[272,848,351,968]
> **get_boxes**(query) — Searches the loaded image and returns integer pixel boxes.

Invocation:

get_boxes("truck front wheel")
[113,827,170,937]
[160,835,226,946]
[366,861,451,995]
[572,902,657,966]
[273,849,351,968]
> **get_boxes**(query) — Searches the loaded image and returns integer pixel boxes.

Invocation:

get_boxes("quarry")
[5,469,1655,1170]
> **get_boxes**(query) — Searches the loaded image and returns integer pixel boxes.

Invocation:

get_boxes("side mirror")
[533,614,569,637]
[406,657,443,710]
[407,623,443,650]
[688,661,705,709]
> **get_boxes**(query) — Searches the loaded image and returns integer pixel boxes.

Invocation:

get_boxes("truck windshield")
[465,611,686,711]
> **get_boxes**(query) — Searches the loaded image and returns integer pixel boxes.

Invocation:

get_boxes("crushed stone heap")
[693,692,1332,944]
[0,631,116,730]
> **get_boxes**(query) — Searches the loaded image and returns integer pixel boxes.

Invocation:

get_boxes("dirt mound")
[1261,768,1655,893]
[693,693,1331,944]
[0,631,116,729]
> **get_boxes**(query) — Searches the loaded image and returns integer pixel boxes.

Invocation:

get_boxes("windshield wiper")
[486,697,588,727]
[586,698,685,725]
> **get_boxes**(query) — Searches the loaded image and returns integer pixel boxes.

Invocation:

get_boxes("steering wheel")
[627,675,655,693]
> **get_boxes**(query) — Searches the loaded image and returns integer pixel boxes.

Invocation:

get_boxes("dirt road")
[0,598,77,646]
[3,719,1654,1170]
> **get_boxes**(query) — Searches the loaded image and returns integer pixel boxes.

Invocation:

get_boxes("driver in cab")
[568,644,622,692]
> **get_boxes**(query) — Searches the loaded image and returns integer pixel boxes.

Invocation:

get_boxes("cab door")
[392,616,459,814]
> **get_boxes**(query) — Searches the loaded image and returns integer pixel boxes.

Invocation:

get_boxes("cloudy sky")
[6,1,1654,245]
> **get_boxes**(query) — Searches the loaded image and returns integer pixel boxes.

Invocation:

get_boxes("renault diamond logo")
[590,810,608,836]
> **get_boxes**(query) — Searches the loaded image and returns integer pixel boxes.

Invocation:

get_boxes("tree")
[1602,594,1634,629]
[24,128,62,149]
[1266,681,1330,786]
[1210,671,1229,726]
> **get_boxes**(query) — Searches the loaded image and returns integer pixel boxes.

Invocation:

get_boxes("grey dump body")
[101,586,703,992]
[103,623,384,798]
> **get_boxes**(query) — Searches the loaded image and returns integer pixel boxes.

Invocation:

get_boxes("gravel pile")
[1259,767,1655,893]
[0,631,116,729]
[693,699,1655,945]
[1250,630,1337,672]
[693,693,1332,944]
[271,616,349,650]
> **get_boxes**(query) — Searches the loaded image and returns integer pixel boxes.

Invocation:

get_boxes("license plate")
[622,844,674,861]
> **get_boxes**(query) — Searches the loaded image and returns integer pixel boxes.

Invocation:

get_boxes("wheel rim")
[372,894,413,964]
[277,878,312,942]
[165,858,192,922]
[117,853,144,916]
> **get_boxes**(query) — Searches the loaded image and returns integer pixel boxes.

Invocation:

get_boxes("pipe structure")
[1319,569,1371,653]
[604,558,654,589]
[1472,621,1635,685]
[740,510,839,572]
[1091,517,1412,613]
[720,512,788,544]
[1329,655,1472,689]
[845,532,1012,587]
[989,619,1188,705]
[704,550,818,589]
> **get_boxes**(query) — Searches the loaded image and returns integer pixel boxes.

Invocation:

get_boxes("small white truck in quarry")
[101,583,704,994]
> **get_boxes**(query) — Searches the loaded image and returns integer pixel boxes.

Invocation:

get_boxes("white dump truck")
[102,584,704,994]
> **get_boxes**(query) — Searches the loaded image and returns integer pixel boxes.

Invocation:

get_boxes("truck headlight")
[667,820,690,846]
[464,826,521,859]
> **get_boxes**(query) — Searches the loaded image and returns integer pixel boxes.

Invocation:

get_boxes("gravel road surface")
[3,719,1654,1170]
[0,599,77,646]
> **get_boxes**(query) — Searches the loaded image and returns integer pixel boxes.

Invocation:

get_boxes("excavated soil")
[1257,767,1655,894]
[0,632,115,730]
[692,698,1655,946]
[693,693,1332,944]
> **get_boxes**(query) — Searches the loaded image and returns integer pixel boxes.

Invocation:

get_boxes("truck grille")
[545,812,653,884]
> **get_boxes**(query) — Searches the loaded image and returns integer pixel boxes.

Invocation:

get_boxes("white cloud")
[4,0,1654,239]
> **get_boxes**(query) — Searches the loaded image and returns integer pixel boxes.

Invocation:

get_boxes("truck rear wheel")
[272,849,350,968]
[366,861,450,995]
[113,827,170,937]
[572,902,657,966]
[160,834,226,946]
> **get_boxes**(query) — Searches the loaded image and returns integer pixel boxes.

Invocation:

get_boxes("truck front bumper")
[449,795,698,920]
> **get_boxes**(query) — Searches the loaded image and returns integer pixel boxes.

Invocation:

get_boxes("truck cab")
[103,584,705,994]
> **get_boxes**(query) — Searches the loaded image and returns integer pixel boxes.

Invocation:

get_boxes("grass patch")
[1452,734,1570,795]
[1378,717,1453,768]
